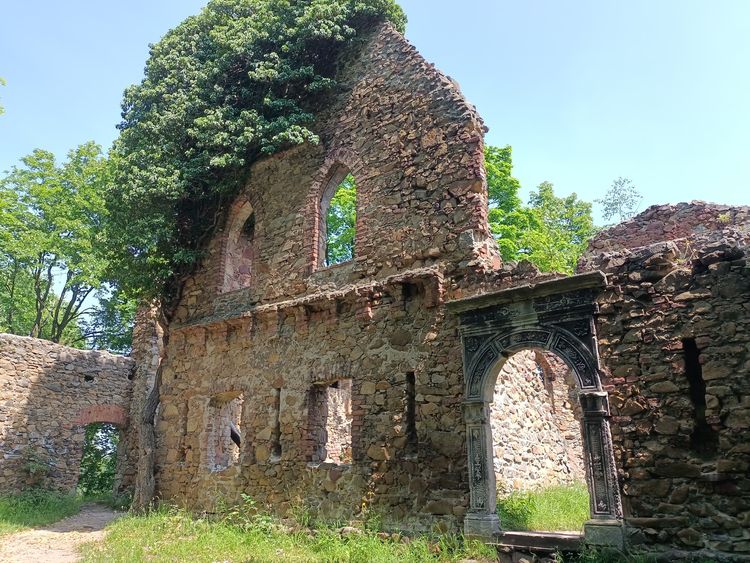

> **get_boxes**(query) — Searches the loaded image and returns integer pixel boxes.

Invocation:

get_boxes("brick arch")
[217,194,256,293]
[304,147,366,271]
[72,404,128,427]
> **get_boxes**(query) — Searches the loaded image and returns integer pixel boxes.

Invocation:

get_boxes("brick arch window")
[221,198,255,293]
[318,167,357,268]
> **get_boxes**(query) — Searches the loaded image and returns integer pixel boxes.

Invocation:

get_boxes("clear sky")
[1,0,748,222]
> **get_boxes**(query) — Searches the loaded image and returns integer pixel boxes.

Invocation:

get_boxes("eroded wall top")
[174,23,496,325]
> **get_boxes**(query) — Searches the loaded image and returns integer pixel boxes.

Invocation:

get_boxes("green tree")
[520,181,596,273]
[81,287,137,354]
[0,143,110,344]
[595,176,642,224]
[485,146,595,273]
[107,0,406,302]
[485,145,536,261]
[326,173,356,265]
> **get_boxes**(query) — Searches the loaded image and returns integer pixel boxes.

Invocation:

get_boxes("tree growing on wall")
[595,176,642,224]
[106,0,406,304]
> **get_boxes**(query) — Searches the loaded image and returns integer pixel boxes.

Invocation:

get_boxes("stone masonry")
[0,334,134,492]
[0,18,748,562]
[491,350,585,493]
[581,202,750,558]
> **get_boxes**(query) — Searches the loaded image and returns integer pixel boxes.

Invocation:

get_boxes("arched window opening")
[320,170,356,267]
[222,200,255,293]
[490,349,589,532]
[77,422,121,496]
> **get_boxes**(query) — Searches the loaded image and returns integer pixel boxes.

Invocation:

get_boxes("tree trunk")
[131,305,168,513]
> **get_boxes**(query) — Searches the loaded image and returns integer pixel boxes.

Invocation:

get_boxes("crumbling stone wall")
[147,22,493,530]
[581,202,750,558]
[0,334,134,492]
[490,350,585,493]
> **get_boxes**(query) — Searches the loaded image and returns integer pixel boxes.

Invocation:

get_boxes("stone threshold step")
[494,530,584,552]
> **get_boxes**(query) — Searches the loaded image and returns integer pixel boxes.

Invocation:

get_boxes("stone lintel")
[447,270,607,315]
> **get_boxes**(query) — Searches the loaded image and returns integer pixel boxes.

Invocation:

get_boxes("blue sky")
[1,0,748,222]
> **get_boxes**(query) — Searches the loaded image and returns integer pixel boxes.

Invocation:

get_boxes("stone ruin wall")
[171,22,497,327]
[491,350,585,493]
[0,334,134,493]
[149,22,494,529]
[582,202,750,558]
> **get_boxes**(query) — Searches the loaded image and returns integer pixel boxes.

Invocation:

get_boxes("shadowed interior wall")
[490,350,585,492]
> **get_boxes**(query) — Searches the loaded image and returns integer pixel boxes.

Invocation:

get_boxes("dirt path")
[0,503,120,563]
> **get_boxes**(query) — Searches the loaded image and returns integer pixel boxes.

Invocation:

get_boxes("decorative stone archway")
[448,272,624,547]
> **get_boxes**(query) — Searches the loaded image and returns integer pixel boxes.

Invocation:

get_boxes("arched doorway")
[449,273,624,547]
[490,348,588,531]
[71,404,129,496]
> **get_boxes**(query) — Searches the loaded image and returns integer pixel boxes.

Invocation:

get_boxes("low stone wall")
[490,350,585,493]
[0,334,134,493]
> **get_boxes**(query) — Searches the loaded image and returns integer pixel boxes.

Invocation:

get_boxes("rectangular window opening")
[271,388,282,460]
[206,392,244,472]
[405,371,418,455]
[308,379,352,464]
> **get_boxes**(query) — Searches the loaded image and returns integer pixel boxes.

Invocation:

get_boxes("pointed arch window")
[222,200,255,293]
[319,169,357,267]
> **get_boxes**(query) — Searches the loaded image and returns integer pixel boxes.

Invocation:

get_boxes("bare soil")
[0,503,119,563]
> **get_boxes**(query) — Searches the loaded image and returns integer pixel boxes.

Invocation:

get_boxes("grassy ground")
[0,490,83,536]
[81,505,497,563]
[497,482,590,532]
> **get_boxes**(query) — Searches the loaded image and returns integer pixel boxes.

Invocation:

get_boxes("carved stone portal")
[448,272,624,546]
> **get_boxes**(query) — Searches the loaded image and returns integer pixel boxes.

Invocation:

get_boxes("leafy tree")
[81,287,137,354]
[326,173,356,265]
[78,423,120,496]
[595,176,642,224]
[521,181,596,273]
[485,145,536,261]
[0,143,110,344]
[0,76,5,115]
[485,146,595,273]
[107,0,406,302]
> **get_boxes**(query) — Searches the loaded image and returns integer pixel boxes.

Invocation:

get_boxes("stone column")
[580,391,625,548]
[462,400,500,538]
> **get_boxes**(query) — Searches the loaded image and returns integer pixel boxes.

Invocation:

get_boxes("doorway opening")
[77,422,121,497]
[490,349,589,532]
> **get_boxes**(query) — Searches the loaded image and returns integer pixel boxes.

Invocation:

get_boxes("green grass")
[0,490,83,536]
[497,482,590,532]
[81,505,497,563]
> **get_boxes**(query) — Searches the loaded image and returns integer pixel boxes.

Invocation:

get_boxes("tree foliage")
[326,173,356,266]
[107,0,406,301]
[522,181,596,273]
[485,146,596,274]
[78,423,120,496]
[0,143,110,344]
[595,176,642,224]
